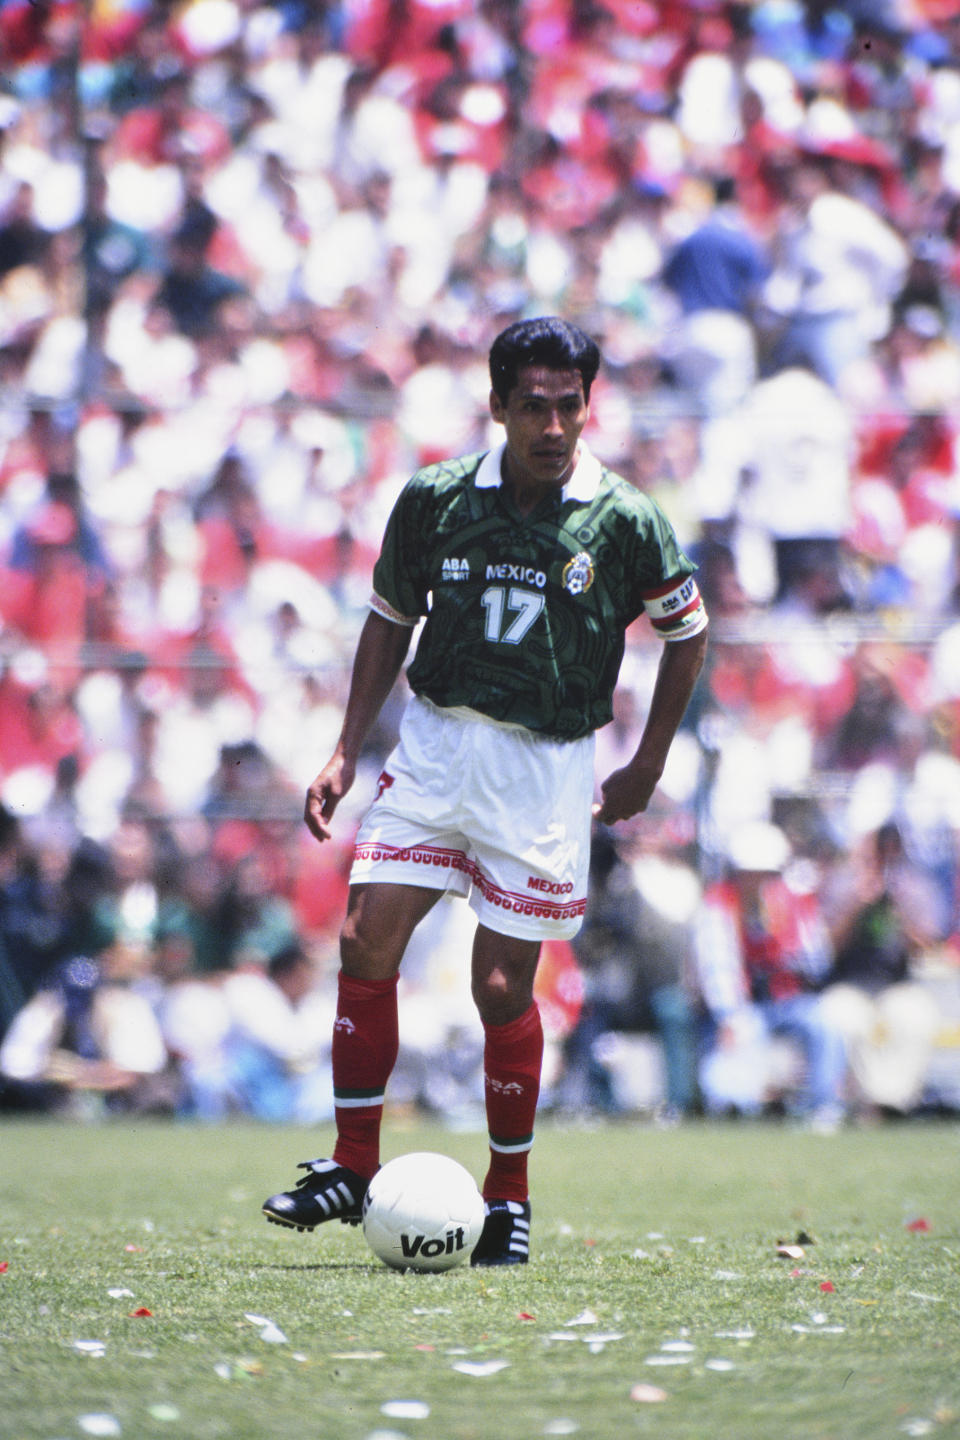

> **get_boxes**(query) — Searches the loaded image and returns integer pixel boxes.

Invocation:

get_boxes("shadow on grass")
[255,1261,383,1273]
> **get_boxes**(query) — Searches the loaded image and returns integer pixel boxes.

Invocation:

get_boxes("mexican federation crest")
[562,551,595,595]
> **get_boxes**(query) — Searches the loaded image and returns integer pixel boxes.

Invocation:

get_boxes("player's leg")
[469,925,542,1266]
[332,881,441,1173]
[262,882,440,1231]
[460,720,592,1263]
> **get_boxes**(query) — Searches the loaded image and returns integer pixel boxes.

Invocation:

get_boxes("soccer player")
[263,317,708,1264]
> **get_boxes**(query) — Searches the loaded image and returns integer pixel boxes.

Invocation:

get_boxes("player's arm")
[304,610,414,842]
[593,624,708,826]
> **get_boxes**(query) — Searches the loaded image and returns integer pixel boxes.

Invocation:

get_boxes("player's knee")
[339,912,395,980]
[472,969,533,1026]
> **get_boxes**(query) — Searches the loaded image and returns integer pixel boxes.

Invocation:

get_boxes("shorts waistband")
[413,694,587,745]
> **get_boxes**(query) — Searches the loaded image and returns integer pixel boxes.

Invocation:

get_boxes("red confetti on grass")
[906,1217,931,1233]
[128,1308,153,1317]
[517,1313,536,1322]
[820,1282,836,1293]
[0,1262,8,1273]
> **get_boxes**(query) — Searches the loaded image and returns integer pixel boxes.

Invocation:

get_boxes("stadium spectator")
[81,166,154,317]
[763,151,909,387]
[1,467,114,676]
[818,822,943,1117]
[0,946,170,1117]
[154,224,247,340]
[0,181,49,278]
[694,820,847,1130]
[706,361,856,610]
[0,803,30,1042]
[218,944,335,1122]
[561,826,700,1121]
[662,174,772,416]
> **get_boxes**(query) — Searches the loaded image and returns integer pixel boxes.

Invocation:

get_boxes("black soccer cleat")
[262,1159,369,1232]
[470,1198,531,1266]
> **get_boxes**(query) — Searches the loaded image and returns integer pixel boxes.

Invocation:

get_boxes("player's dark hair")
[489,317,601,404]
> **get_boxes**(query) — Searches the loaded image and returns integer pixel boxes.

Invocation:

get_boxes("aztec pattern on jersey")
[370,452,706,740]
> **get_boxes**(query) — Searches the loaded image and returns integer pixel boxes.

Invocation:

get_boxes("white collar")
[475,440,602,503]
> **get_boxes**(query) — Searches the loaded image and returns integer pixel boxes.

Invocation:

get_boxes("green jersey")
[369,443,706,741]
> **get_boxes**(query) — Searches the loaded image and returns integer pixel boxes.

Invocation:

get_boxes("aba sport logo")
[562,551,595,595]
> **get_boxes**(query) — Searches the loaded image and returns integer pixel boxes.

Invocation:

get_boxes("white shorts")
[350,696,594,940]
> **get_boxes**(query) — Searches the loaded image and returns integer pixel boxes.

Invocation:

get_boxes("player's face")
[490,365,590,497]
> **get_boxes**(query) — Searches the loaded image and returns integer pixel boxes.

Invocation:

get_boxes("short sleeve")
[369,479,431,624]
[632,498,707,640]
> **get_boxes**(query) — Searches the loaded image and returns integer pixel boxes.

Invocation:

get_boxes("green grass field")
[1,1116,958,1440]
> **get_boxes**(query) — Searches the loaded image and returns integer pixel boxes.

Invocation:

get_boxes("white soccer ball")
[362,1152,486,1272]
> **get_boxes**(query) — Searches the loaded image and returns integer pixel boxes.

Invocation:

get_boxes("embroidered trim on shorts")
[352,841,587,924]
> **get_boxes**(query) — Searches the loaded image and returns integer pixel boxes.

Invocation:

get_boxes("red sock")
[481,1002,543,1203]
[331,972,399,1180]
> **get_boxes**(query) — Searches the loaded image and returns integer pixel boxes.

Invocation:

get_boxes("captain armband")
[369,590,420,627]
[641,575,708,640]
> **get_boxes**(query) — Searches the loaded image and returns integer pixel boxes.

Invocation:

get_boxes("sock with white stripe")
[331,972,399,1180]
[481,1001,543,1203]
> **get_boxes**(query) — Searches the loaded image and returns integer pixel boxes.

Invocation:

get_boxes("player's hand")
[304,753,355,843]
[592,761,663,826]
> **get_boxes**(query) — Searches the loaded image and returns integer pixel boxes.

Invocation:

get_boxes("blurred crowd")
[2,0,960,1122]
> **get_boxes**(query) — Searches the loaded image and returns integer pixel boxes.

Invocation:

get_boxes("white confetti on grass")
[543,1421,579,1435]
[243,1313,287,1344]
[452,1359,511,1377]
[564,1309,598,1326]
[107,1288,134,1299]
[146,1404,180,1423]
[72,1340,107,1358]
[381,1401,430,1420]
[258,1322,288,1344]
[583,1332,624,1353]
[78,1416,121,1437]
[705,1358,737,1372]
